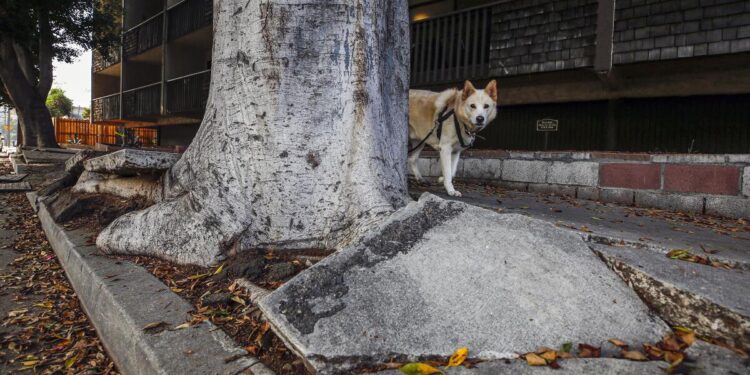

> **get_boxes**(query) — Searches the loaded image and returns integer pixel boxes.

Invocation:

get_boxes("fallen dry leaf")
[447,347,468,367]
[524,353,547,366]
[622,350,648,361]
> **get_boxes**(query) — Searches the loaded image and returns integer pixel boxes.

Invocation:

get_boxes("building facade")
[92,0,212,147]
[93,0,750,153]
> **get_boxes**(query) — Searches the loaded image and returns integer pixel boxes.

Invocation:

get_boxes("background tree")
[81,107,90,119]
[0,0,119,148]
[97,0,410,266]
[46,88,73,117]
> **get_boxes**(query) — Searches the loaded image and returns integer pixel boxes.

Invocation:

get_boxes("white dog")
[408,80,498,196]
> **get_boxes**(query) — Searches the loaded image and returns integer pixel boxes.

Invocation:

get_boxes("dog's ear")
[485,80,498,102]
[462,81,476,101]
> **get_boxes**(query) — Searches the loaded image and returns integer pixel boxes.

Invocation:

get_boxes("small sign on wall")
[536,119,559,132]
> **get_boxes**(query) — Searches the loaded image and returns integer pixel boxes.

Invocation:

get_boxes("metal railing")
[93,47,121,72]
[92,93,121,122]
[410,4,493,87]
[168,0,213,41]
[122,82,161,119]
[166,69,211,115]
[123,13,164,58]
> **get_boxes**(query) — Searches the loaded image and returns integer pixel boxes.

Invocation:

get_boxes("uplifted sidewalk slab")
[593,243,750,351]
[258,193,669,374]
[84,149,180,176]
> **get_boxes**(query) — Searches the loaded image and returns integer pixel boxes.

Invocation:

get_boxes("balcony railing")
[122,83,161,119]
[166,70,210,115]
[168,0,213,41]
[410,4,493,87]
[92,93,121,122]
[123,13,164,58]
[93,47,121,72]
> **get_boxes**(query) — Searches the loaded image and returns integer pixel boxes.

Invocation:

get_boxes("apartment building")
[93,0,750,153]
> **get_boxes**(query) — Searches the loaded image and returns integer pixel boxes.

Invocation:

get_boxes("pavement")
[0,193,29,374]
[3,151,749,375]
[411,181,750,268]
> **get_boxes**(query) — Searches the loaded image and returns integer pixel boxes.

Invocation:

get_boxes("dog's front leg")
[440,148,461,197]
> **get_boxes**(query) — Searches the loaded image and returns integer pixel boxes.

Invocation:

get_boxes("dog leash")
[408,107,454,153]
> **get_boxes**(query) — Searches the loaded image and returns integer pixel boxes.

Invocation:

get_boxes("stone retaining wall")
[415,151,750,218]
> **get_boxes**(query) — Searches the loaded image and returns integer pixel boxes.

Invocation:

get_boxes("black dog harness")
[408,107,478,153]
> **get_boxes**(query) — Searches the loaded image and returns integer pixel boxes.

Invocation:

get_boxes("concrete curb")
[28,192,274,375]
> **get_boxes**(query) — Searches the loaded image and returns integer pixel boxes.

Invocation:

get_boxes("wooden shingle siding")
[613,0,750,64]
[489,0,599,76]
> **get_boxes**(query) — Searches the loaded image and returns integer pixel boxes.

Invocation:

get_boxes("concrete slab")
[463,158,501,180]
[411,183,750,272]
[259,194,668,374]
[29,192,272,375]
[84,149,180,176]
[0,173,27,182]
[705,196,750,219]
[502,160,549,183]
[0,182,32,192]
[634,191,705,213]
[22,149,74,164]
[684,341,750,374]
[593,243,750,351]
[65,149,105,175]
[547,161,599,186]
[375,358,664,374]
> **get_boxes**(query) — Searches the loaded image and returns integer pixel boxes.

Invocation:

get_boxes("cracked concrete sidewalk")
[411,181,750,350]
[411,181,750,268]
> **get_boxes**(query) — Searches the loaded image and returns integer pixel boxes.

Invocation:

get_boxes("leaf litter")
[0,191,118,374]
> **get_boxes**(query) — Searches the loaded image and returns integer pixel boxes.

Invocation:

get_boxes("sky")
[52,49,92,108]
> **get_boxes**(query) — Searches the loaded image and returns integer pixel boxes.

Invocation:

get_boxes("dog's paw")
[447,190,462,197]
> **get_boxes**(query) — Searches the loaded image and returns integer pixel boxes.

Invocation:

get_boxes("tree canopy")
[46,88,73,117]
[0,0,120,146]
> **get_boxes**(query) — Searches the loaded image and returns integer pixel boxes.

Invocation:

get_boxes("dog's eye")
[470,104,476,109]
[484,104,490,109]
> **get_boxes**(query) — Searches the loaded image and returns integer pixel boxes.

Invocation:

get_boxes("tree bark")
[0,39,58,148]
[97,0,410,266]
[36,10,54,99]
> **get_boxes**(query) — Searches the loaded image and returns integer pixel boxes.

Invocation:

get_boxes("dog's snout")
[476,116,485,124]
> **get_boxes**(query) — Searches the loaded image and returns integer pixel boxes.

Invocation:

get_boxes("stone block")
[490,180,529,192]
[634,191,704,214]
[22,149,75,164]
[591,152,651,161]
[727,154,750,164]
[705,196,750,219]
[651,154,727,164]
[528,183,577,197]
[259,194,668,374]
[547,161,599,186]
[462,158,502,180]
[600,163,661,190]
[664,165,740,195]
[744,167,750,197]
[577,186,600,201]
[502,159,549,183]
[600,188,635,205]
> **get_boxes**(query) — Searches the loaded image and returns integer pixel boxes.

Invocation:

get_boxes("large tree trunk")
[0,39,58,148]
[97,0,410,266]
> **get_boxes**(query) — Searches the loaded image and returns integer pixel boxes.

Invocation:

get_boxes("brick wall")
[489,0,599,76]
[613,0,750,64]
[415,151,750,218]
